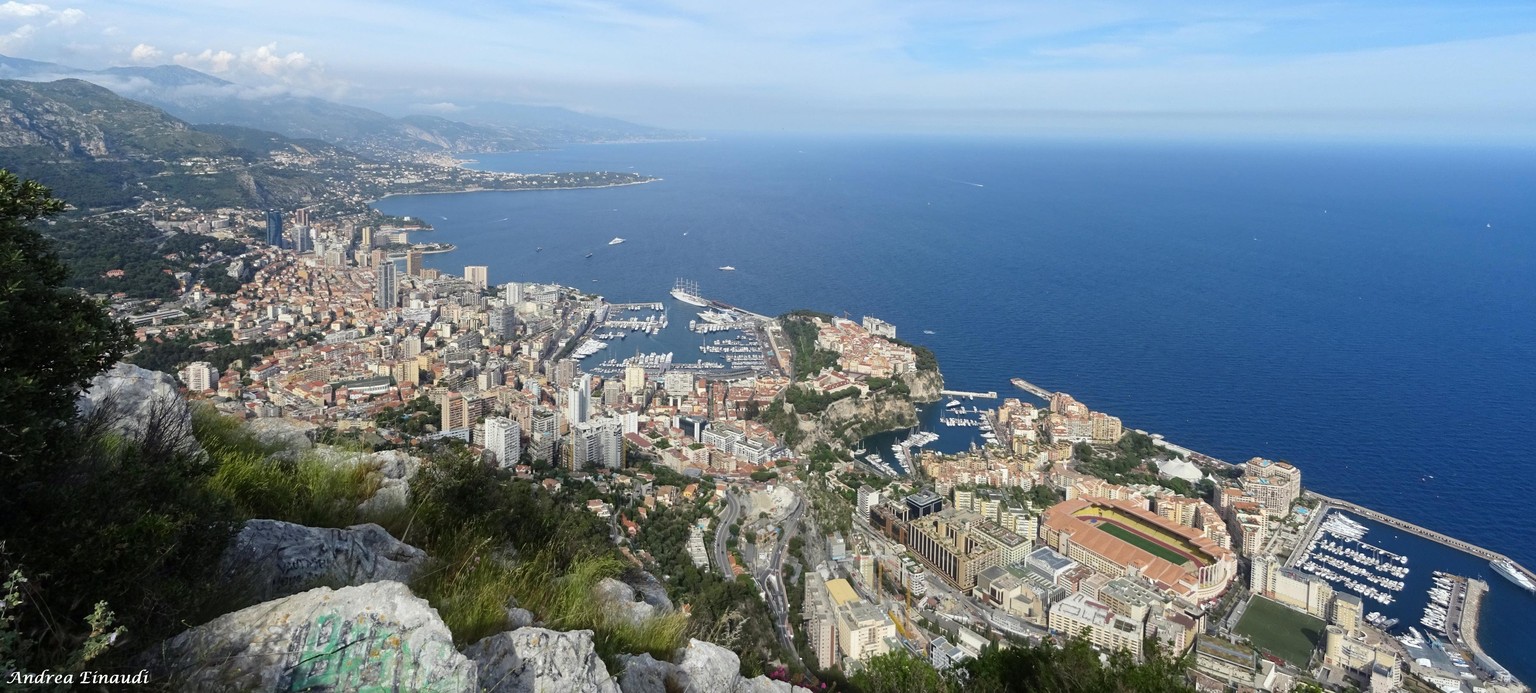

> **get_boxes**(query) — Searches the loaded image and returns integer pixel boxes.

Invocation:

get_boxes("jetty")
[1010,377,1055,401]
[1309,491,1536,584]
[940,389,997,399]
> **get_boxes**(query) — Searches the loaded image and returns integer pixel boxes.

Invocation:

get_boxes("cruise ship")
[1492,560,1536,593]
[671,279,708,307]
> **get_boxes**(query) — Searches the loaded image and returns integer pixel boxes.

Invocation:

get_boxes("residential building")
[484,416,521,469]
[464,265,488,289]
[183,361,218,392]
[375,261,398,309]
[1049,592,1146,660]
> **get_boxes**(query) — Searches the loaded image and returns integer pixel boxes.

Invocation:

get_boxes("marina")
[1293,512,1408,605]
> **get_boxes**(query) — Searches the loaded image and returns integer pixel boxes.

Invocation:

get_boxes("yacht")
[608,237,626,245]
[718,266,736,271]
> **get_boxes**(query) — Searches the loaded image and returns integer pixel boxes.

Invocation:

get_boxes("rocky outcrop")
[247,417,316,451]
[304,446,423,515]
[75,362,198,456]
[622,569,675,614]
[899,368,945,403]
[464,628,619,693]
[218,520,427,601]
[621,641,810,693]
[146,581,474,691]
[789,389,921,453]
[618,653,677,693]
[675,639,743,691]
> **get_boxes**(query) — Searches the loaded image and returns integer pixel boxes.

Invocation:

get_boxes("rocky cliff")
[786,369,944,453]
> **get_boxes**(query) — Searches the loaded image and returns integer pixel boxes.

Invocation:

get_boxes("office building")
[265,209,283,248]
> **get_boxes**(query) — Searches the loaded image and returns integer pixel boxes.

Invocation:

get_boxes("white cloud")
[0,2,49,19]
[129,42,160,62]
[0,1,82,51]
[173,47,236,72]
[48,6,80,25]
[241,42,309,77]
[411,101,463,114]
[0,22,35,51]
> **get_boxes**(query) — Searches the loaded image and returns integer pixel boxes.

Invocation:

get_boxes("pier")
[1010,377,1055,401]
[940,389,997,399]
[1310,491,1536,592]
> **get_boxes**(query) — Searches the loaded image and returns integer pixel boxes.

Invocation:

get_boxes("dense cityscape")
[92,188,1531,691]
[2,2,1532,689]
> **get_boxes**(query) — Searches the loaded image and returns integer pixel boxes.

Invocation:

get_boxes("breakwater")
[1309,491,1536,587]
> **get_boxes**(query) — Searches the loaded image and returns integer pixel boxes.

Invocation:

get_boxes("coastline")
[368,177,660,205]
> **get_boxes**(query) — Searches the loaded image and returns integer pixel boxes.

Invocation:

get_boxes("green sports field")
[1235,596,1325,666]
[1095,522,1192,566]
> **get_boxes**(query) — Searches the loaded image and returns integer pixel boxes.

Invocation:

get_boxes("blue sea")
[374,136,1536,676]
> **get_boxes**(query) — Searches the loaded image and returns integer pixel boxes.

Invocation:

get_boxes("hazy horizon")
[3,0,1535,143]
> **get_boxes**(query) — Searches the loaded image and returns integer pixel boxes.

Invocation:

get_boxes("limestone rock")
[674,639,741,692]
[219,520,427,601]
[623,569,675,614]
[595,577,658,627]
[464,627,619,693]
[75,362,197,455]
[247,417,316,451]
[735,677,810,693]
[618,653,679,693]
[147,581,474,691]
[504,607,535,630]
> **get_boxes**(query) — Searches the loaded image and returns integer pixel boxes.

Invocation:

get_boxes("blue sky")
[4,0,1535,140]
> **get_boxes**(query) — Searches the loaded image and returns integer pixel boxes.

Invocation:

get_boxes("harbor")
[1284,505,1534,690]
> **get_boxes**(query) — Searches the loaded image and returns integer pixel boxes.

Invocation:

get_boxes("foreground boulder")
[219,520,428,601]
[147,581,474,691]
[464,628,619,693]
[618,642,810,693]
[75,362,198,455]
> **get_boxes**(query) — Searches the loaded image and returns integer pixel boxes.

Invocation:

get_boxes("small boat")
[536,247,543,252]
[608,237,625,245]
[718,266,735,271]
[585,253,593,258]
[922,330,935,335]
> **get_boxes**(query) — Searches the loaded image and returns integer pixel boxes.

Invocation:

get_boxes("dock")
[610,301,664,311]
[1309,491,1536,586]
[1010,377,1055,401]
[940,389,997,399]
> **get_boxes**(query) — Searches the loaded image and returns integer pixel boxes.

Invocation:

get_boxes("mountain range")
[0,53,684,160]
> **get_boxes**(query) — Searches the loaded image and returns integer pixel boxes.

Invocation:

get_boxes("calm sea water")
[374,136,1536,674]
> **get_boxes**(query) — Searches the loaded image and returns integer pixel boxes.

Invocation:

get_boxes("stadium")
[1041,497,1237,602]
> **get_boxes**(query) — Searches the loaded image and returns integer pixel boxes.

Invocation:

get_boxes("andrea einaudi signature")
[7,669,152,686]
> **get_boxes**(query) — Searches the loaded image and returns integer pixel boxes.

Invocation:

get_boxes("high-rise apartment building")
[405,249,423,276]
[465,265,489,289]
[484,417,522,469]
[570,416,622,470]
[376,261,398,309]
[183,361,218,392]
[441,392,470,433]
